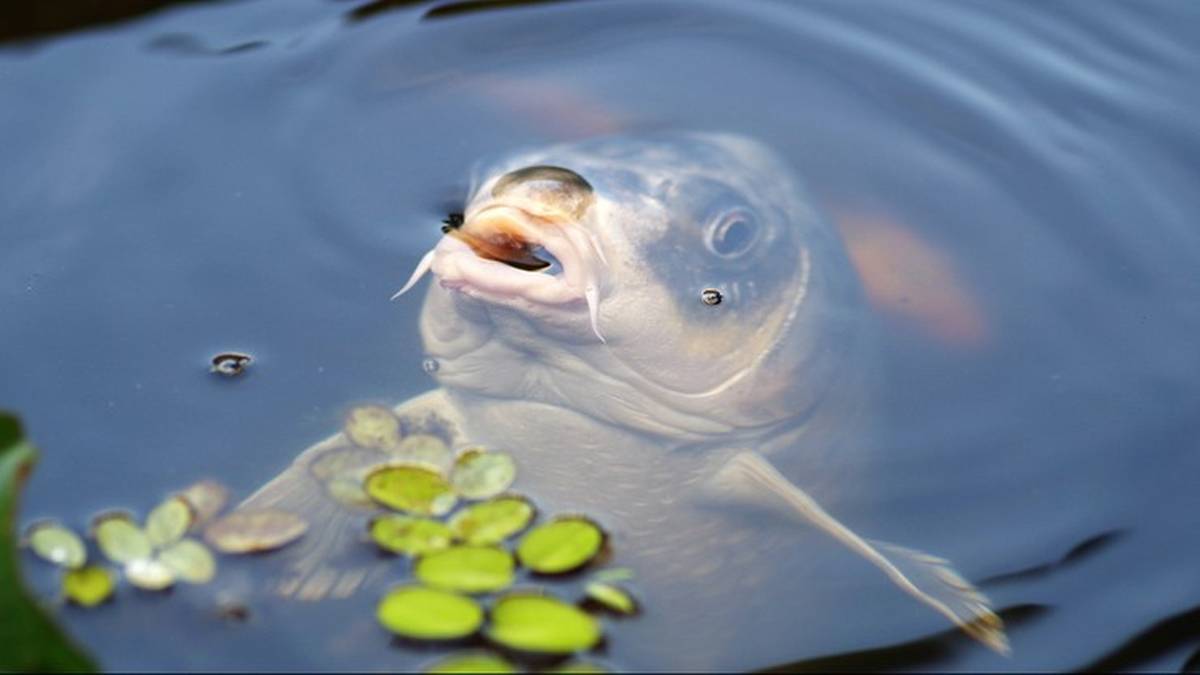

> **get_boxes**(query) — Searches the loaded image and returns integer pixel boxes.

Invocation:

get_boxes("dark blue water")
[3,0,1199,670]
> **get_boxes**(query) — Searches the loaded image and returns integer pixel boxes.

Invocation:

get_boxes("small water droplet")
[211,352,252,377]
[701,288,723,306]
[422,358,440,374]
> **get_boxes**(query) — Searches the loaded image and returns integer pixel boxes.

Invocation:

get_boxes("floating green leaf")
[448,496,534,546]
[177,480,229,529]
[204,508,308,554]
[124,557,176,591]
[450,448,516,500]
[516,517,605,575]
[486,593,602,654]
[365,464,457,516]
[370,515,453,557]
[376,585,483,640]
[145,497,192,548]
[345,405,401,449]
[26,521,86,569]
[584,581,638,616]
[93,513,152,564]
[425,652,517,673]
[415,545,514,594]
[158,539,216,584]
[62,565,115,608]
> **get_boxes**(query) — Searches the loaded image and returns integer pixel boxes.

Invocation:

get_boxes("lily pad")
[124,557,176,591]
[345,405,401,450]
[425,652,517,673]
[62,566,116,608]
[93,513,152,564]
[448,496,535,545]
[376,585,483,641]
[486,593,602,654]
[450,448,516,500]
[415,545,514,594]
[583,581,638,616]
[516,517,605,575]
[365,464,457,516]
[204,508,308,554]
[145,497,192,548]
[177,480,229,529]
[26,521,86,569]
[369,515,453,557]
[158,539,217,584]
[394,434,453,471]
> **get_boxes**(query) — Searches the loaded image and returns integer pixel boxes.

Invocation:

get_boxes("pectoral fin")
[230,390,469,601]
[706,451,1009,655]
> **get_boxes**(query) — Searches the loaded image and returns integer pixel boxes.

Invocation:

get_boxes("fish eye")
[705,208,760,259]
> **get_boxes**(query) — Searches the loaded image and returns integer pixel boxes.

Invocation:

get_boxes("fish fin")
[234,438,384,601]
[707,451,1009,655]
[231,390,468,601]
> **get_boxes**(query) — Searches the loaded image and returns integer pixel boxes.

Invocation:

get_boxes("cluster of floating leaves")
[23,478,310,609]
[23,481,227,605]
[338,405,638,672]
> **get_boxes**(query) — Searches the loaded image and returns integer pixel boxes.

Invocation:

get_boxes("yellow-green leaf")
[158,539,216,584]
[486,593,601,654]
[448,496,534,546]
[145,497,192,548]
[345,405,401,449]
[93,513,152,564]
[124,557,176,591]
[516,517,605,575]
[376,585,483,641]
[62,566,115,608]
[584,581,637,615]
[364,464,457,516]
[204,509,308,554]
[425,652,517,673]
[26,521,86,569]
[450,448,516,500]
[369,515,453,557]
[415,545,514,594]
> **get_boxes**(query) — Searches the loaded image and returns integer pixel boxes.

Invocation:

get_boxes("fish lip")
[430,202,601,308]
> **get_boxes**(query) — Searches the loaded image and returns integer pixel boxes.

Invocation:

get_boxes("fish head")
[408,133,863,440]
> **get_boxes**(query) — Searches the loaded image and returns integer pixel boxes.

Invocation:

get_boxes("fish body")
[239,133,1004,668]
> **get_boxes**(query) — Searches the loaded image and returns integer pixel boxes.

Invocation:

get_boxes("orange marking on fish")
[836,212,991,348]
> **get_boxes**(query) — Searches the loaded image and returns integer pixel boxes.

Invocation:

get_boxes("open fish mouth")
[392,203,608,342]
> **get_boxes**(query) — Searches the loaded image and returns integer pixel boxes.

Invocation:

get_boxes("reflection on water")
[2,0,1200,671]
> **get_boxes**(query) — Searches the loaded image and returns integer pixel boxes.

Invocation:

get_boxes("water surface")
[2,0,1199,670]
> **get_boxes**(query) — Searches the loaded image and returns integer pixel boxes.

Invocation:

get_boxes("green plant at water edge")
[0,412,96,672]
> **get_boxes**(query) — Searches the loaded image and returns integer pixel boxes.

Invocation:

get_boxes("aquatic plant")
[0,412,96,671]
